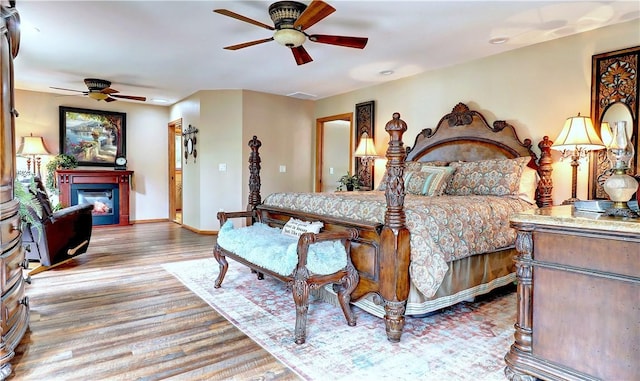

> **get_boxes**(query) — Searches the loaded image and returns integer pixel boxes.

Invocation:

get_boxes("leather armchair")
[21,177,93,268]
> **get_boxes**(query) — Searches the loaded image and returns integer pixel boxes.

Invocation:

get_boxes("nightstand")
[505,205,639,381]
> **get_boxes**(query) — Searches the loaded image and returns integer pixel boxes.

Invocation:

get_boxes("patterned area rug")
[163,258,516,381]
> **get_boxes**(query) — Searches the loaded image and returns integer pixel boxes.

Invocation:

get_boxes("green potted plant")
[337,172,361,191]
[14,170,44,237]
[45,153,78,193]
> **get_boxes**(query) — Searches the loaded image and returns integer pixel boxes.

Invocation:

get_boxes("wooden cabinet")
[0,4,29,378]
[505,205,639,381]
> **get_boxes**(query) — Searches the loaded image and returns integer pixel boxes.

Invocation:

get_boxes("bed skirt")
[316,248,516,318]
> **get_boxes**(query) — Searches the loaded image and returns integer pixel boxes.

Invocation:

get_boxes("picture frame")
[59,106,126,167]
[355,100,375,190]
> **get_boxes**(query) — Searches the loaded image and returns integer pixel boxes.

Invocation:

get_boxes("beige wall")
[14,89,169,221]
[170,89,314,231]
[14,19,639,230]
[315,19,640,205]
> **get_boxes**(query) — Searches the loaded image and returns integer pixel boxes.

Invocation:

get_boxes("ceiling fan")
[50,78,146,102]
[213,0,368,65]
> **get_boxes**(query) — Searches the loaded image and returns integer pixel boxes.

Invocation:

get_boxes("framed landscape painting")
[59,106,126,167]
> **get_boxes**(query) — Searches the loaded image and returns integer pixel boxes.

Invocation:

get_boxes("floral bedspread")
[262,191,535,297]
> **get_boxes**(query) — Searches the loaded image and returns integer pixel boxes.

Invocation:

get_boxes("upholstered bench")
[213,211,359,344]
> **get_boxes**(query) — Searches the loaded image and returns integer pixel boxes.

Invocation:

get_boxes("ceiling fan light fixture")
[273,28,306,47]
[88,91,109,101]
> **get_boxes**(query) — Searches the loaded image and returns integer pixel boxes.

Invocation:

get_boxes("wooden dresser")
[0,3,29,379]
[505,205,639,381]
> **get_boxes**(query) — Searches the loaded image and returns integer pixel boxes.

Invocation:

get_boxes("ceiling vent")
[286,91,317,100]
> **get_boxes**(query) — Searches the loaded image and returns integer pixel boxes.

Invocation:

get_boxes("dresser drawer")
[0,201,21,246]
[1,278,29,349]
[1,241,25,292]
[533,230,639,278]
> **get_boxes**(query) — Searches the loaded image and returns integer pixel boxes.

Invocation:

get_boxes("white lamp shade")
[551,114,605,152]
[354,132,378,157]
[600,122,613,147]
[17,134,52,156]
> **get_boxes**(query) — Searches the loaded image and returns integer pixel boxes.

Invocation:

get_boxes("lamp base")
[602,204,639,218]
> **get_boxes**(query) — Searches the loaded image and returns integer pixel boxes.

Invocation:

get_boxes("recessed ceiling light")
[489,37,509,45]
[379,70,394,76]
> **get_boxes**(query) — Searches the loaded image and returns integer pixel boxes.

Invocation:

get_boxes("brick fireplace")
[57,170,133,226]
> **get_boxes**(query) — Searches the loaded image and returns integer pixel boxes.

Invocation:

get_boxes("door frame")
[168,118,182,223]
[315,113,353,192]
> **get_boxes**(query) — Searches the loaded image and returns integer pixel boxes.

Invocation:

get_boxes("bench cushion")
[218,221,348,276]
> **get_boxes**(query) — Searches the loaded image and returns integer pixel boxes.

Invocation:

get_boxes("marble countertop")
[510,205,640,234]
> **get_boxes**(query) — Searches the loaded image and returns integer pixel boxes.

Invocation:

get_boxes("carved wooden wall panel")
[589,46,639,199]
[355,100,375,190]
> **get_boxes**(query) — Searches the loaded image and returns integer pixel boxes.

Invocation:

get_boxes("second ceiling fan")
[51,78,146,102]
[214,0,368,65]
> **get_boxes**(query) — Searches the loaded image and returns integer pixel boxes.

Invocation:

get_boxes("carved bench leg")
[292,267,311,345]
[337,264,359,326]
[212,244,228,288]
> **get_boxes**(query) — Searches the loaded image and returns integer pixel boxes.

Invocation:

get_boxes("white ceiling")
[12,1,640,106]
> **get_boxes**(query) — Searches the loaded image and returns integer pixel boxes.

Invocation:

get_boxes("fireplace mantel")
[57,170,134,226]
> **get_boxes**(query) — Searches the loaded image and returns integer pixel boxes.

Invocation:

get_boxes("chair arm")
[296,228,358,269]
[49,203,93,223]
[217,210,256,225]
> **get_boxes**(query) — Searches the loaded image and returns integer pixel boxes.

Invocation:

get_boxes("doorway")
[168,118,183,224]
[315,113,353,192]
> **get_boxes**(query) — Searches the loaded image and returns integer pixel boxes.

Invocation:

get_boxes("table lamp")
[16,133,52,177]
[354,132,378,190]
[602,121,638,218]
[550,113,605,204]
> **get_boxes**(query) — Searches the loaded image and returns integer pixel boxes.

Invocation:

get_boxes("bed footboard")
[245,113,411,342]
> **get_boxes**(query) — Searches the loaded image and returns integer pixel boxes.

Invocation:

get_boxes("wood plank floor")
[10,222,301,381]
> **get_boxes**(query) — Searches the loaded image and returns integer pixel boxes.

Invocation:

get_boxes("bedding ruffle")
[263,191,535,297]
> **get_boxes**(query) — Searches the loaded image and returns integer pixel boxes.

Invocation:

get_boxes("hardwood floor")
[10,222,301,381]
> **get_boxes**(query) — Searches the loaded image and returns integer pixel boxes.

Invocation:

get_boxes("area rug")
[163,258,516,381]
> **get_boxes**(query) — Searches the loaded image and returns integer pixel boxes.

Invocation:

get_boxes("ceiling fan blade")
[294,0,335,30]
[223,37,274,51]
[213,9,274,31]
[291,46,313,66]
[110,94,147,102]
[309,34,368,49]
[101,87,119,94]
[49,86,85,93]
[105,97,117,102]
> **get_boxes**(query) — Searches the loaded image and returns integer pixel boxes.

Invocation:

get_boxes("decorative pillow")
[404,166,456,196]
[281,218,324,238]
[445,156,531,196]
[518,166,539,204]
[378,161,450,191]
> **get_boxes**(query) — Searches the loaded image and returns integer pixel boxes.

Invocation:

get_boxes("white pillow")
[518,166,539,204]
[281,218,324,238]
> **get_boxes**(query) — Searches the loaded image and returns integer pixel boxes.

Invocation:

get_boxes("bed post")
[380,113,411,342]
[536,136,553,207]
[247,136,262,222]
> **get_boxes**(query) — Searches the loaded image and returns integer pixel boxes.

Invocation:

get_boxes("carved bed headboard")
[405,103,553,206]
